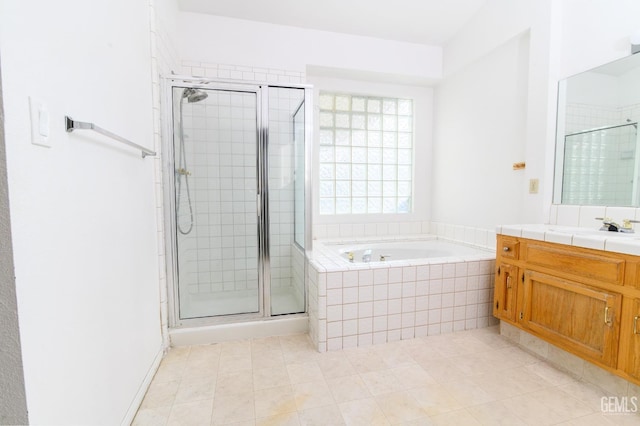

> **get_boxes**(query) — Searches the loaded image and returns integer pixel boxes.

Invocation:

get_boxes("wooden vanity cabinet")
[521,270,621,367]
[493,263,519,322]
[495,234,640,385]
[620,298,640,380]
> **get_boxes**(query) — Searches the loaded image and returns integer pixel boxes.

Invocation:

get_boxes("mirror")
[554,53,640,206]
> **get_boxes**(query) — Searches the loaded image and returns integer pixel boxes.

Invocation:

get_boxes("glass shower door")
[268,87,306,315]
[173,87,260,319]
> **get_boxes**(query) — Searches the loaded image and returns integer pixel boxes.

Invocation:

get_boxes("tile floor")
[133,326,639,425]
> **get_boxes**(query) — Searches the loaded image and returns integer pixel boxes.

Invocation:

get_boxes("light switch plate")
[529,178,539,194]
[29,96,51,148]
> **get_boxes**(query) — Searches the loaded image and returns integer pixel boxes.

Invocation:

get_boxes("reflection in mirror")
[554,53,640,206]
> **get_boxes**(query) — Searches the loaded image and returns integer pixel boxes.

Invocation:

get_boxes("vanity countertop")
[496,224,640,256]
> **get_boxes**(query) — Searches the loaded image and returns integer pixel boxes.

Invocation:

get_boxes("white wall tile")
[388,299,402,315]
[388,283,402,299]
[373,300,388,316]
[415,296,428,311]
[327,322,342,339]
[416,266,429,281]
[343,320,358,336]
[359,286,374,302]
[327,289,342,305]
[359,301,373,318]
[402,282,416,298]
[388,314,402,330]
[327,272,343,289]
[373,316,387,332]
[343,287,359,304]
[359,270,374,286]
[402,266,417,281]
[343,304,358,320]
[327,305,341,322]
[373,285,388,301]
[556,205,580,226]
[374,269,389,285]
[389,268,403,283]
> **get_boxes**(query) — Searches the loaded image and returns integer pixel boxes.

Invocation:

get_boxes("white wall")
[177,13,440,238]
[0,0,162,424]
[435,0,559,230]
[178,13,442,81]
[559,0,640,79]
[432,32,530,229]
[436,0,640,232]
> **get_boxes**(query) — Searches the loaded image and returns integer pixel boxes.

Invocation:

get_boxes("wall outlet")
[529,178,539,194]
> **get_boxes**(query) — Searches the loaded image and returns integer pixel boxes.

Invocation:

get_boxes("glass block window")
[318,92,413,215]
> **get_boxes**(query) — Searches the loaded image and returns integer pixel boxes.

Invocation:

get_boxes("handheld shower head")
[182,88,208,103]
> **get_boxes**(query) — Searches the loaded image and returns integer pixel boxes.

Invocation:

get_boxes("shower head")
[182,88,208,103]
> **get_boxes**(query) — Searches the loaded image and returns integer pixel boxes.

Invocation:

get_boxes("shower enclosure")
[164,78,311,326]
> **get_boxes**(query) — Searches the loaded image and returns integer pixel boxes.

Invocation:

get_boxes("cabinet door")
[623,298,640,379]
[522,270,622,368]
[494,263,518,322]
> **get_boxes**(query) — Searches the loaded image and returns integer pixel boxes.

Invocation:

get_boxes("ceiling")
[178,0,487,46]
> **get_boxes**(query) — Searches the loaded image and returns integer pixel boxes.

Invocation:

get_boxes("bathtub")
[337,239,489,264]
[308,236,497,352]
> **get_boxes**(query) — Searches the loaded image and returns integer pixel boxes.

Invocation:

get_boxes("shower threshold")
[169,314,308,346]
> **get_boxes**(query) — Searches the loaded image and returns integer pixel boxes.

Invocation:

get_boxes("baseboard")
[120,346,164,426]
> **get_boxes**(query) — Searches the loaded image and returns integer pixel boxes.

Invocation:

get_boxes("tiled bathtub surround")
[308,236,497,352]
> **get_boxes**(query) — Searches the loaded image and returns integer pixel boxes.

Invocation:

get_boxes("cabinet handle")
[506,276,512,289]
[634,316,640,335]
[503,246,510,252]
[604,306,613,326]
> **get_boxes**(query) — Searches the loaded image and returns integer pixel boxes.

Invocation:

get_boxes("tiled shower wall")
[562,103,640,205]
[179,62,305,85]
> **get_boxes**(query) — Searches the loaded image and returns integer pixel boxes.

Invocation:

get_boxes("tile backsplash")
[551,204,640,230]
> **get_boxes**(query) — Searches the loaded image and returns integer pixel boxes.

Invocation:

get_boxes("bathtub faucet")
[362,249,372,263]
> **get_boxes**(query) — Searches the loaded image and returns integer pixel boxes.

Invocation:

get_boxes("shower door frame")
[163,77,313,328]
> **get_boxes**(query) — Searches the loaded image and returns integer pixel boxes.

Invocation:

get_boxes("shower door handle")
[257,193,261,217]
